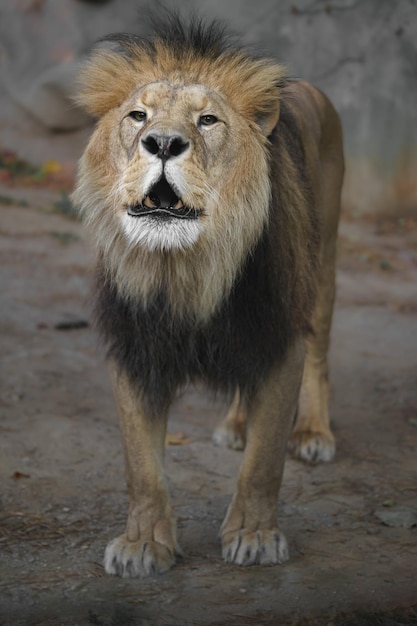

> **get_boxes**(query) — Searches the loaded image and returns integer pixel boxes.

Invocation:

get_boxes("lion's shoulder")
[279,80,344,160]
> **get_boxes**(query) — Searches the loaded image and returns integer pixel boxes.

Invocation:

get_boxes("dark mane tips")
[97,8,235,61]
[148,9,231,57]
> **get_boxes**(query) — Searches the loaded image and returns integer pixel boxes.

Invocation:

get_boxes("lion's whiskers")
[202,181,225,207]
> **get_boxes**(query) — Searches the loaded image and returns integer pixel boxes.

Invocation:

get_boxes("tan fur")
[73,34,344,577]
[215,81,344,462]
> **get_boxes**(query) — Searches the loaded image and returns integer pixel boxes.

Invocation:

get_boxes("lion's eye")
[129,111,147,122]
[198,114,218,127]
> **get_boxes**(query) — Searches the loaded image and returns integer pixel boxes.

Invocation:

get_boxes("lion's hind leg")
[212,388,247,451]
[289,236,337,464]
[289,346,336,463]
[288,108,343,464]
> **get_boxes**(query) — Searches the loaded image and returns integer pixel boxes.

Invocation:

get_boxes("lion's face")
[115,81,242,252]
[73,38,287,316]
[81,78,274,255]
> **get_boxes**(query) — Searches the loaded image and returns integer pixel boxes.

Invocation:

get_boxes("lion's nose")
[141,134,189,160]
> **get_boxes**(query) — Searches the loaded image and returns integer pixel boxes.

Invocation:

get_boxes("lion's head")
[73,16,287,318]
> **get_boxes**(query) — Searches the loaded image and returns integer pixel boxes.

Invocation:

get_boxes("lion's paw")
[222,528,289,566]
[212,422,246,451]
[289,429,335,463]
[104,533,177,578]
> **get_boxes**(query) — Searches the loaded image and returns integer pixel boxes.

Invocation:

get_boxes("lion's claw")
[222,528,289,566]
[289,429,335,463]
[212,421,246,450]
[104,533,177,578]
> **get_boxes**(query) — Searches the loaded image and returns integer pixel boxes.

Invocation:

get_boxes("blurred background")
[0,0,416,217]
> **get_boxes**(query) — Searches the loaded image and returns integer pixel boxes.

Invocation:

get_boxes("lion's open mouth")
[127,176,201,220]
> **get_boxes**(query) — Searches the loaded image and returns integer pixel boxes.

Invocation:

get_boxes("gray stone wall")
[1,0,416,214]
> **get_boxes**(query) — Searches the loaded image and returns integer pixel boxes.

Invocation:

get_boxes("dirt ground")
[1,172,417,625]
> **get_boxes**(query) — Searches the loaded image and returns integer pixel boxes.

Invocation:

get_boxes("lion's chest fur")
[95,225,295,416]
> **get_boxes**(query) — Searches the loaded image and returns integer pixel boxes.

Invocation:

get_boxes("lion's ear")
[255,100,281,137]
[75,47,138,118]
[232,60,286,137]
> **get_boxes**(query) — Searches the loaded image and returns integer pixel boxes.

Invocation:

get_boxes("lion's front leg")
[104,367,181,578]
[221,339,304,566]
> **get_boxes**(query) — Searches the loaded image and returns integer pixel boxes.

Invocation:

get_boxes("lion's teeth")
[142,196,184,211]
[143,195,157,208]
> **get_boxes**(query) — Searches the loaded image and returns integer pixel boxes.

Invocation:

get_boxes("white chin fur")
[121,213,203,252]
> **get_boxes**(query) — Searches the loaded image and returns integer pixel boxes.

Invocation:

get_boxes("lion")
[72,13,344,578]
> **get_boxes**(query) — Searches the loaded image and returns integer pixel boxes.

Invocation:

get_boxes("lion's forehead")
[132,81,225,114]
